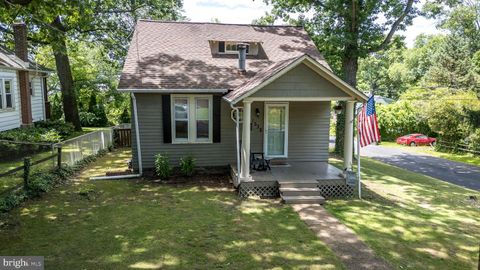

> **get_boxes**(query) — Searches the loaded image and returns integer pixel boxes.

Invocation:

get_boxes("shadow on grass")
[0,178,344,269]
[327,157,480,270]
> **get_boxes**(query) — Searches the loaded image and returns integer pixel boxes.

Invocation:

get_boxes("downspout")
[131,93,143,175]
[230,103,241,187]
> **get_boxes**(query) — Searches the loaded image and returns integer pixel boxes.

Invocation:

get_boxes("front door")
[264,103,288,158]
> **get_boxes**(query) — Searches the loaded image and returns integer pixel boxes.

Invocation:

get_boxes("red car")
[396,133,436,146]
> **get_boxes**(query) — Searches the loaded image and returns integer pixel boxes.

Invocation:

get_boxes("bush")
[0,120,74,143]
[179,156,196,177]
[79,111,101,127]
[154,154,171,179]
[28,172,58,196]
[35,120,74,137]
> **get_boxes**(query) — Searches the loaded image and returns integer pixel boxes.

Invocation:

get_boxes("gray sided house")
[118,20,367,202]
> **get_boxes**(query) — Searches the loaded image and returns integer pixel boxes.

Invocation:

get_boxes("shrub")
[154,154,171,179]
[79,111,101,127]
[179,155,196,177]
[0,192,27,213]
[0,120,74,143]
[28,172,58,196]
[35,120,74,137]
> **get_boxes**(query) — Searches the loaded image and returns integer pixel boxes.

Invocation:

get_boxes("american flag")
[358,96,381,147]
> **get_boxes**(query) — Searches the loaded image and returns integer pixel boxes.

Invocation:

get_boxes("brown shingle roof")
[118,20,330,90]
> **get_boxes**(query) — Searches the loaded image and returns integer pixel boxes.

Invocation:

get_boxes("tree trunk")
[51,17,82,131]
[334,57,358,154]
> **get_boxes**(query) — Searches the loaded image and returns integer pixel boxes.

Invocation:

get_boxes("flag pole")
[357,121,361,200]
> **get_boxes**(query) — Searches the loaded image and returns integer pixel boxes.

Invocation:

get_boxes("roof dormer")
[209,40,261,56]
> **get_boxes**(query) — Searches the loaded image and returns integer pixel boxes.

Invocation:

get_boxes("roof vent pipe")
[237,43,247,73]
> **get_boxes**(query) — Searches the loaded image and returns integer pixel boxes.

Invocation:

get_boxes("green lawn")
[380,141,480,167]
[0,150,344,270]
[326,157,480,270]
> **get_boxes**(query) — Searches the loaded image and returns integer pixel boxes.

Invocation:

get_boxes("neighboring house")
[119,20,368,201]
[0,23,50,132]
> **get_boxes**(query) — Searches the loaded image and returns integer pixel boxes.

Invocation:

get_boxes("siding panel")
[132,93,236,169]
[288,102,330,161]
[30,76,45,122]
[251,63,350,98]
[0,68,21,131]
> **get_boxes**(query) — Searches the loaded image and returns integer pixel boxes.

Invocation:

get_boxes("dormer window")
[218,41,249,54]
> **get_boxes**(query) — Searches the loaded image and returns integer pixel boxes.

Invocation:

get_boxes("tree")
[0,0,183,130]
[424,0,480,52]
[357,37,414,99]
[425,34,479,90]
[263,0,419,153]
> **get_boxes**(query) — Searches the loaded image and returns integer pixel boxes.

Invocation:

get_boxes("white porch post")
[240,100,252,181]
[343,101,354,171]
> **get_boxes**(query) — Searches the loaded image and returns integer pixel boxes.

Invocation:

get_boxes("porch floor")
[232,162,344,183]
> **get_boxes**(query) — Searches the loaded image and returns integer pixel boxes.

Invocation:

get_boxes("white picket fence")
[58,128,113,167]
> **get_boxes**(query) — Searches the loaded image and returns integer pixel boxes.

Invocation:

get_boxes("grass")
[68,127,109,140]
[380,141,480,167]
[326,157,480,270]
[0,149,344,270]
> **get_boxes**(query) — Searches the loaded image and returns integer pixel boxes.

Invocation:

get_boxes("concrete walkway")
[292,204,392,270]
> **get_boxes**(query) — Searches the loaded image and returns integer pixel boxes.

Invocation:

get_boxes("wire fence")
[59,128,113,167]
[0,127,114,197]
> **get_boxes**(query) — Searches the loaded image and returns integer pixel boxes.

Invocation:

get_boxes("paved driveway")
[361,144,480,191]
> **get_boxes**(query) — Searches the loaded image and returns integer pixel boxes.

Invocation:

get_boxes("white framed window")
[218,41,249,54]
[0,79,14,110]
[171,95,213,143]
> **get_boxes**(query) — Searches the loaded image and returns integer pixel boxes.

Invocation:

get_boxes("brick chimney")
[13,22,33,126]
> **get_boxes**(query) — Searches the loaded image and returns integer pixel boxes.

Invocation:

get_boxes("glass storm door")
[264,103,288,158]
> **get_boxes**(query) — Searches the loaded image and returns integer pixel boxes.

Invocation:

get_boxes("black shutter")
[162,95,172,143]
[212,95,221,143]
[218,41,225,53]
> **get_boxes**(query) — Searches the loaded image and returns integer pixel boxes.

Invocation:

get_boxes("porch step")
[282,195,325,205]
[279,181,319,188]
[280,187,321,197]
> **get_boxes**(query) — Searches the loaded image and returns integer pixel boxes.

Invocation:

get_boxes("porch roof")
[224,54,368,104]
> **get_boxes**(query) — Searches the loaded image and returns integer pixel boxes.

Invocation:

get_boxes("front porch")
[231,162,355,200]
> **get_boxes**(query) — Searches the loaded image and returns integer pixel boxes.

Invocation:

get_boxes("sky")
[183,0,443,48]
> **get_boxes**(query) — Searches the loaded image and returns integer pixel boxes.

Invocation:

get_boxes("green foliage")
[28,172,58,196]
[0,192,27,213]
[154,154,172,179]
[264,0,419,75]
[377,88,480,144]
[0,120,75,143]
[119,107,131,124]
[376,100,432,141]
[179,156,196,177]
[357,38,414,98]
[35,120,75,137]
[425,34,479,90]
[466,129,480,151]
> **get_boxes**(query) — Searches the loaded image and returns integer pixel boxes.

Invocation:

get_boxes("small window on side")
[29,80,33,96]
[218,41,225,53]
[5,80,12,108]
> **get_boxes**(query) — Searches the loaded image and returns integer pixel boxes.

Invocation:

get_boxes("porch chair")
[250,152,271,171]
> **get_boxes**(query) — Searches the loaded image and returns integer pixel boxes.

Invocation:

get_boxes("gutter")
[131,93,143,175]
[89,174,141,181]
[118,88,228,93]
